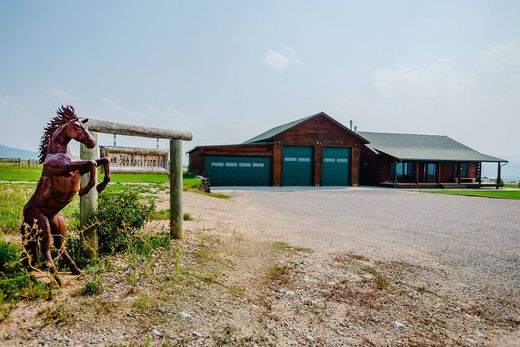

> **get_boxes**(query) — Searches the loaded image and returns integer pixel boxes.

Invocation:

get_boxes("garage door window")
[211,162,224,167]
[284,157,297,162]
[252,163,265,167]
[239,163,251,167]
[298,158,311,162]
[225,162,238,167]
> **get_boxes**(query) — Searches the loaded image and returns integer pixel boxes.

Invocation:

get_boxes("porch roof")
[359,132,507,162]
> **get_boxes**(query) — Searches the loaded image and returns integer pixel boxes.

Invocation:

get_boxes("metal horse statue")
[21,105,110,283]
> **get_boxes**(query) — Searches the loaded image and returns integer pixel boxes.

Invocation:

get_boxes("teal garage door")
[204,156,270,186]
[322,147,351,186]
[282,146,313,186]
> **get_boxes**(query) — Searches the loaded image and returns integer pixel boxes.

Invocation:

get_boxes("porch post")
[393,159,398,186]
[437,162,441,185]
[497,162,502,189]
[415,161,419,184]
[457,162,462,183]
[477,162,482,186]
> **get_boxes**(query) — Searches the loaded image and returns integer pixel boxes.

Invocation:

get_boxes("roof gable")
[243,112,368,144]
[359,131,506,162]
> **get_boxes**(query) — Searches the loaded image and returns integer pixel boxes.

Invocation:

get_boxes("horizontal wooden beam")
[100,146,168,156]
[86,118,192,141]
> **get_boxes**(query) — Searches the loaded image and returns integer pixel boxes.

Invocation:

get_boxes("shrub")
[0,239,47,319]
[91,191,154,255]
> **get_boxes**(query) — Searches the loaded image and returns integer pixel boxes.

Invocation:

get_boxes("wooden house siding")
[188,113,365,186]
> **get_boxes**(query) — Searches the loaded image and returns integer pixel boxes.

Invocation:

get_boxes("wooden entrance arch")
[80,119,192,254]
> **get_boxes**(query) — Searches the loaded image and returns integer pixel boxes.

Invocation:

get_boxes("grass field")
[0,165,200,190]
[420,189,520,200]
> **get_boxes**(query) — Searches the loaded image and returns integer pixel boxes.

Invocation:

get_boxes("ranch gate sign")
[80,119,192,251]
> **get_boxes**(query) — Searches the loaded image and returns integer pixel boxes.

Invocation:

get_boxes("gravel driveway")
[189,187,520,306]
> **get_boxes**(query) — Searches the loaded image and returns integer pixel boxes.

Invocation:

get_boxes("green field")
[0,165,200,190]
[420,189,520,200]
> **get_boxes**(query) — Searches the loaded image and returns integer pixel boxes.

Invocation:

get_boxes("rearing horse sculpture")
[21,105,110,282]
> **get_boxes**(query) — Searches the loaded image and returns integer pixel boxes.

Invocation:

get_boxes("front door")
[424,162,436,183]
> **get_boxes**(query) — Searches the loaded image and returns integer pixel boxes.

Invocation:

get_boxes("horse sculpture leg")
[30,210,62,285]
[51,213,81,275]
[96,157,110,193]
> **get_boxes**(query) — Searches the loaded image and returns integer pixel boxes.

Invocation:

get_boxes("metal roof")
[243,115,315,144]
[359,131,507,162]
[243,112,368,144]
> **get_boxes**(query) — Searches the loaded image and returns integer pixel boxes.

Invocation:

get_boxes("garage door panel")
[282,146,313,186]
[204,156,270,186]
[322,147,351,186]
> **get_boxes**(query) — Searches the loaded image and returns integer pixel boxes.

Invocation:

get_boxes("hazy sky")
[1,1,519,162]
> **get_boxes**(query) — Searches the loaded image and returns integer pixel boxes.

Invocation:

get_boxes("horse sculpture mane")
[38,105,79,164]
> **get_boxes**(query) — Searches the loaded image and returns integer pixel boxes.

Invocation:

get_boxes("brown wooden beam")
[437,162,441,184]
[497,162,502,189]
[415,161,419,184]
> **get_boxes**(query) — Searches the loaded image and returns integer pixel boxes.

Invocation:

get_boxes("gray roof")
[243,115,315,144]
[243,112,368,144]
[359,132,506,162]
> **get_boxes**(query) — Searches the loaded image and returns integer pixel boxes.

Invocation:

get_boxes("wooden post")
[437,162,442,185]
[497,162,502,189]
[80,131,99,257]
[170,139,183,239]
[415,161,419,185]
[393,159,398,186]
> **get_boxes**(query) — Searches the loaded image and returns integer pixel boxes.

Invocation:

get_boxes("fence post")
[170,139,183,239]
[80,131,99,257]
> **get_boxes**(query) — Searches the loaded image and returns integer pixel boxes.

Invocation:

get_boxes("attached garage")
[321,147,351,186]
[203,156,270,186]
[282,146,313,186]
[188,112,368,187]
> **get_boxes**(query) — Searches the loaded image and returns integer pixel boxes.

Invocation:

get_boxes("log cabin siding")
[188,113,365,186]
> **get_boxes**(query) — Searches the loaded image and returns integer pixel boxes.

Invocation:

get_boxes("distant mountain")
[0,144,38,159]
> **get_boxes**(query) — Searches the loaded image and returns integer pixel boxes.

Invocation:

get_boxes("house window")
[390,161,414,178]
[454,163,469,177]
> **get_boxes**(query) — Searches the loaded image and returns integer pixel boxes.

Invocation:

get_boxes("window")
[390,161,414,178]
[284,157,297,162]
[298,157,311,162]
[324,158,335,163]
[337,158,349,163]
[225,162,238,167]
[239,163,251,168]
[211,162,224,167]
[454,163,469,177]
[252,163,264,168]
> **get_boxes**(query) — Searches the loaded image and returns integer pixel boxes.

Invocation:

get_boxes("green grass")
[0,183,79,234]
[420,189,520,200]
[504,183,520,189]
[0,166,41,181]
[0,165,200,191]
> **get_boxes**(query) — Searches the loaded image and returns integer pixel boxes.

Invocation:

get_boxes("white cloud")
[284,47,304,66]
[331,48,520,157]
[479,43,520,72]
[372,59,474,101]
[263,47,303,72]
[42,88,80,105]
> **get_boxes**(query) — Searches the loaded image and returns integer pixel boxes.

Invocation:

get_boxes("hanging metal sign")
[100,146,168,174]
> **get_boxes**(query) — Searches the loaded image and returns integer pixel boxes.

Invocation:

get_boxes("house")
[188,112,507,188]
[188,112,368,186]
[359,132,506,188]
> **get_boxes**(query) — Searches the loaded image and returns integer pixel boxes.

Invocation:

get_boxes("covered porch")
[380,160,506,189]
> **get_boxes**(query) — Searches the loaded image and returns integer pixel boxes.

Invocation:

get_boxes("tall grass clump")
[0,239,47,320]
